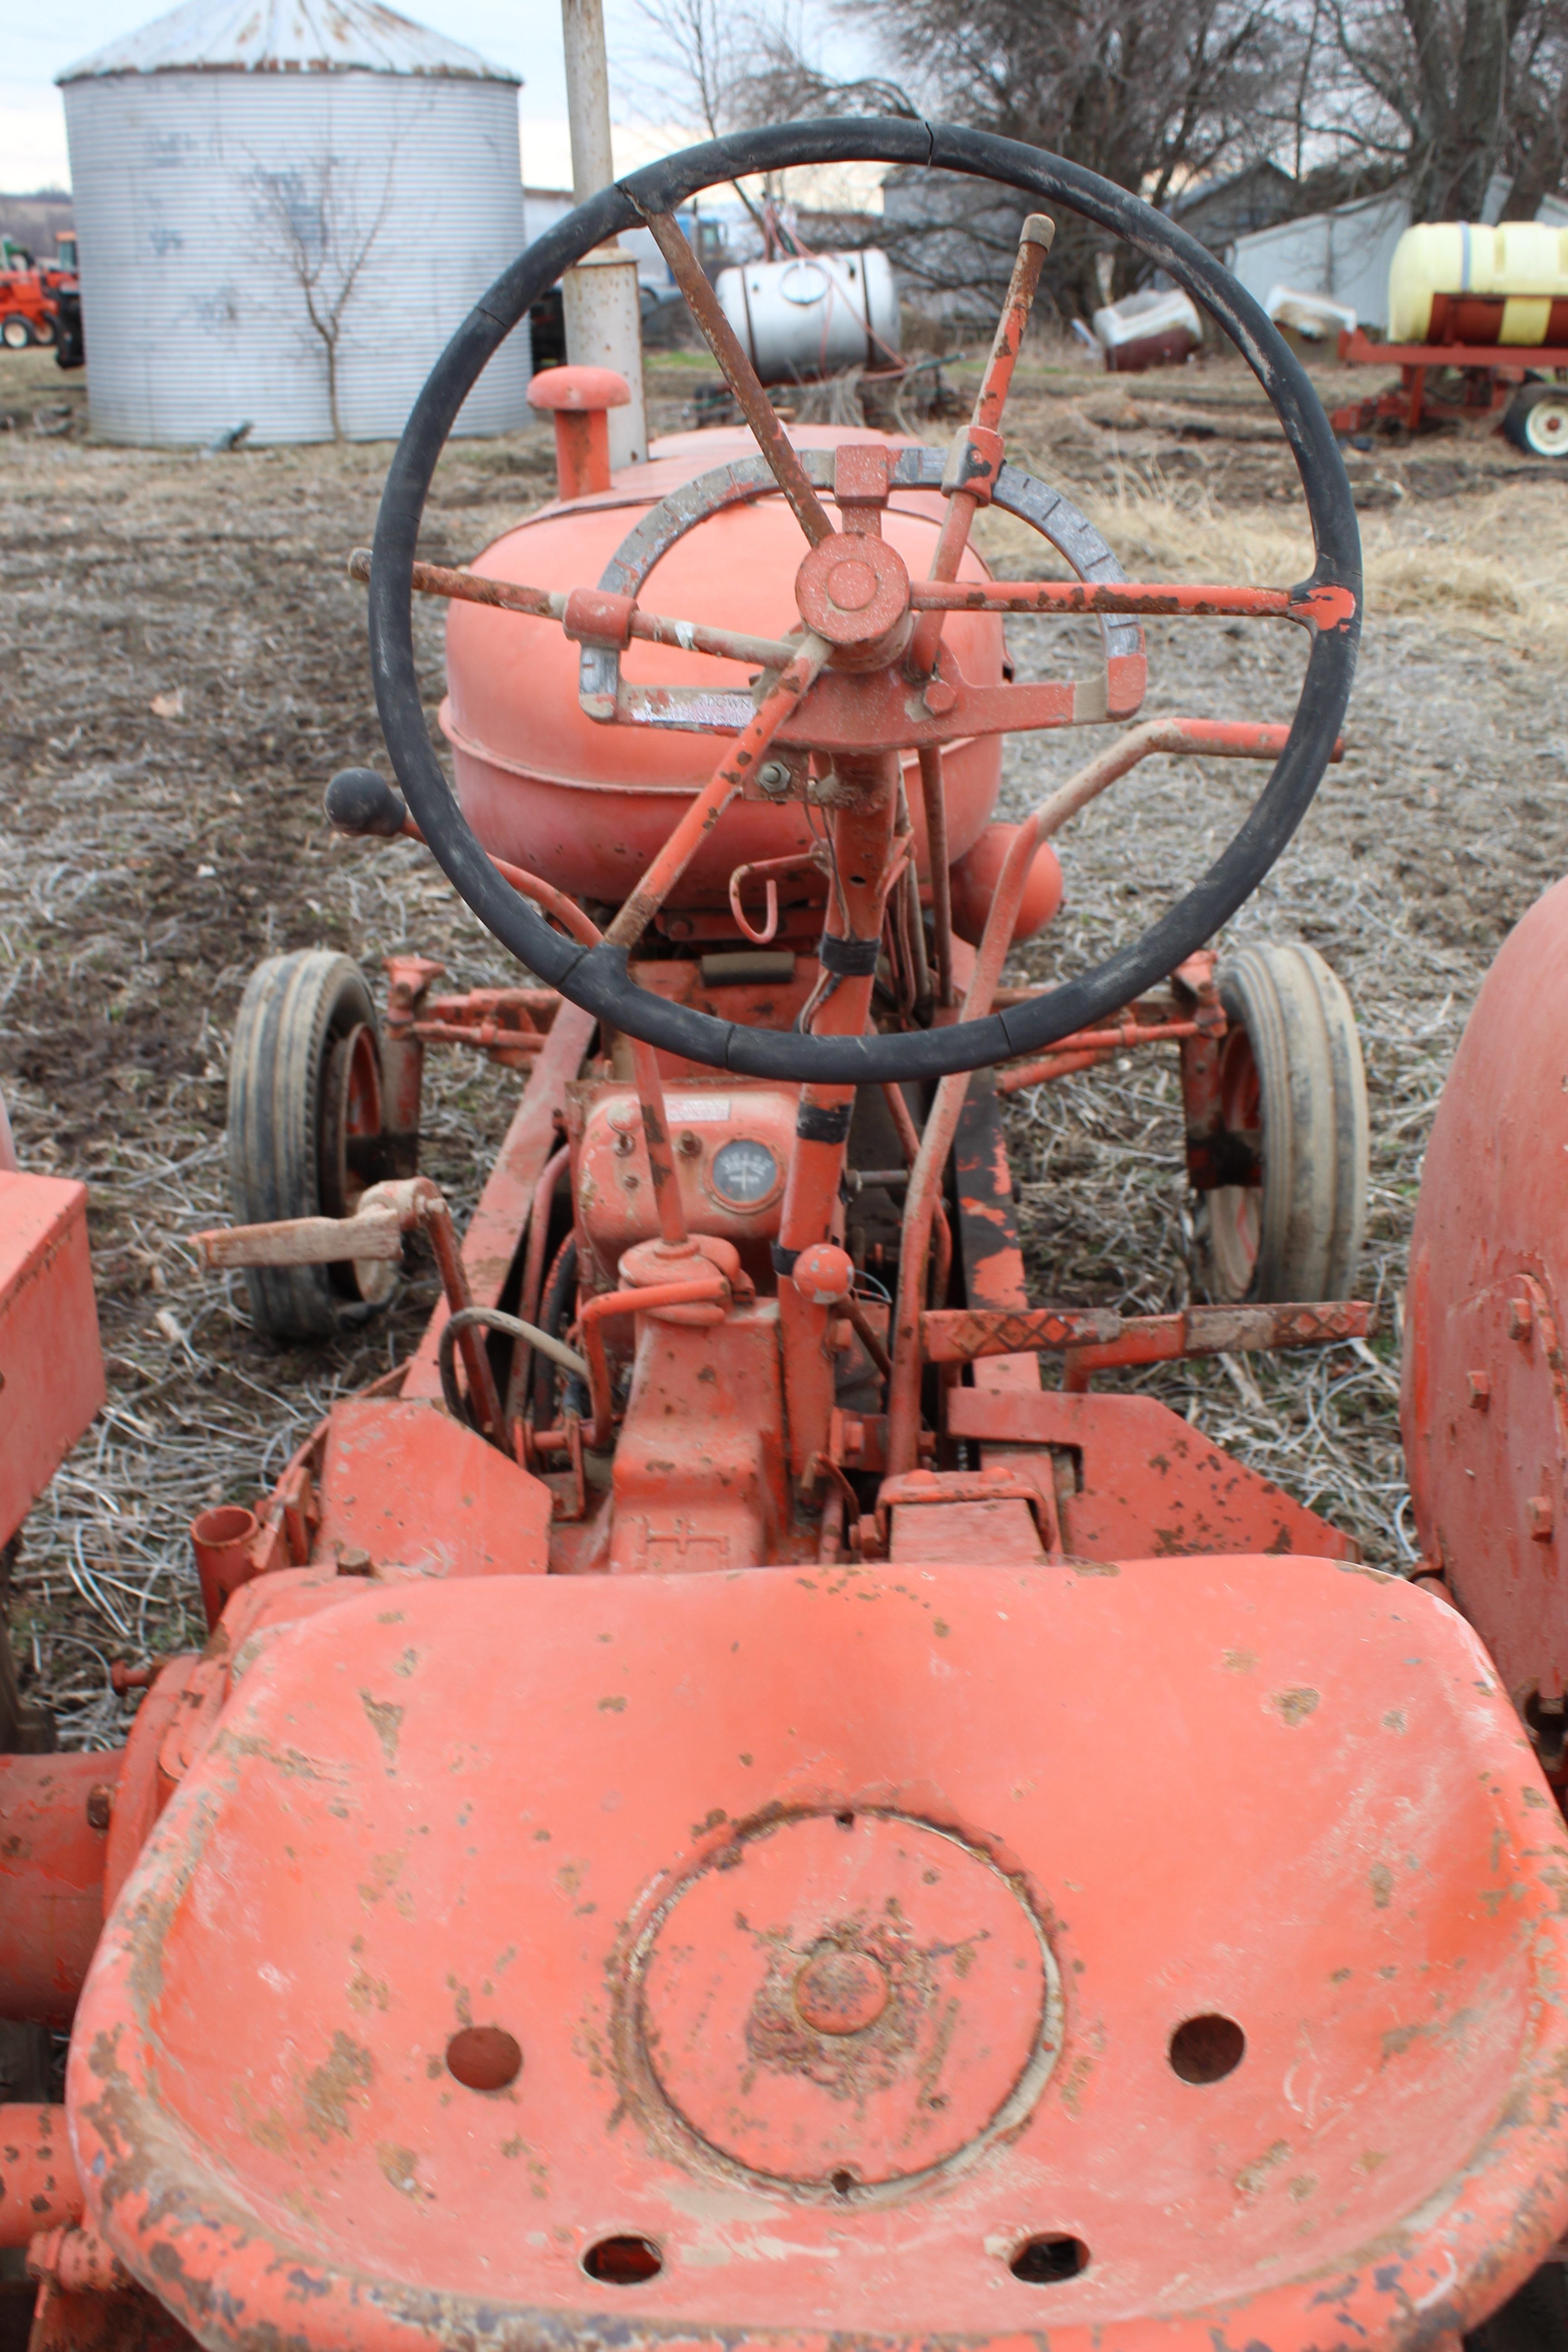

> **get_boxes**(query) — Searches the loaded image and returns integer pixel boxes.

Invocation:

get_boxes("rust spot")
[1235,2137,1290,2194]
[240,2096,289,2155]
[347,1965,390,2014]
[1274,1687,1321,1725]
[1370,1863,1394,1909]
[745,1918,930,2103]
[1058,2048,1095,2116]
[359,1690,403,1772]
[358,1849,407,1909]
[377,2141,426,2199]
[302,2030,373,2141]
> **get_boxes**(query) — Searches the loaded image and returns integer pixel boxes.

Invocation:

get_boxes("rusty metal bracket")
[924,1299,1372,1367]
[874,1465,1054,1553]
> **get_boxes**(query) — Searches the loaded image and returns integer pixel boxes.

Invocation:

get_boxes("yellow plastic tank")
[1389,220,1568,344]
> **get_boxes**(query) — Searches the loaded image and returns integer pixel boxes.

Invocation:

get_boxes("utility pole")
[560,0,647,466]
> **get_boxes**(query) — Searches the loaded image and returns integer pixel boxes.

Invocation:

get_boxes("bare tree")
[247,147,397,441]
[634,0,1568,335]
[630,0,912,231]
[680,0,1287,316]
[1259,0,1568,218]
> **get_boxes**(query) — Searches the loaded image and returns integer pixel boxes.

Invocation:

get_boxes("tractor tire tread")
[227,949,379,1343]
[1212,941,1369,1303]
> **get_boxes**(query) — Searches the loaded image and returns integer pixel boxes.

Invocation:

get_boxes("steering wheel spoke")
[603,631,831,950]
[631,201,836,549]
[907,577,1354,630]
[348,546,801,676]
[908,210,1056,680]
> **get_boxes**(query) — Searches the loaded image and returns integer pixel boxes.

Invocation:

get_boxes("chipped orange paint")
[66,1561,1568,2352]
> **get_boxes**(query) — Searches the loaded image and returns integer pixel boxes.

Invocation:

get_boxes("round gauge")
[710,1137,780,1207]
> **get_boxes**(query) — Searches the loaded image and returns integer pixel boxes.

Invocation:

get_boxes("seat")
[70,1556,1568,2352]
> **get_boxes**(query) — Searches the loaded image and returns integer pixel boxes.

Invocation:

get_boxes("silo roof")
[57,0,519,83]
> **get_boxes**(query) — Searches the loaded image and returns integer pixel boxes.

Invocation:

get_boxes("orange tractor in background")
[2,120,1568,2352]
[0,236,82,367]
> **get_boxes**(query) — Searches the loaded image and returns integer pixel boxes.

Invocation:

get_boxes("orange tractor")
[0,236,81,365]
[3,121,1568,2352]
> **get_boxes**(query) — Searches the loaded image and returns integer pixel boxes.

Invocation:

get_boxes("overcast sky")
[1,0,685,191]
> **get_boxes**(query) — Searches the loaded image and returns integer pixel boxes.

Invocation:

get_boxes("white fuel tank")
[714,250,900,383]
[1388,220,1568,344]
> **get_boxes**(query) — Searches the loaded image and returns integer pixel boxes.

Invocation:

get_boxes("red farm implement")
[1331,322,1568,456]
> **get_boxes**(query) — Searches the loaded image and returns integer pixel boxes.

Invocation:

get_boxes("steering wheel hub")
[796,530,912,664]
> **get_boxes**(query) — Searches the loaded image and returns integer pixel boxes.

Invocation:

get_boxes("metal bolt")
[612,1129,636,1157]
[1511,1295,1534,1342]
[676,1130,701,1158]
[755,759,792,798]
[1467,1370,1492,1410]
[794,1947,889,2037]
[1529,1496,1555,1543]
[85,1784,113,1831]
[338,1546,373,1577]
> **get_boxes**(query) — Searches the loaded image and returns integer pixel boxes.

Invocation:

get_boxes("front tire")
[0,318,31,351]
[227,951,394,1341]
[1203,942,1368,1303]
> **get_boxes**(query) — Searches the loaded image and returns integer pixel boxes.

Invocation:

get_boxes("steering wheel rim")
[369,118,1361,1086]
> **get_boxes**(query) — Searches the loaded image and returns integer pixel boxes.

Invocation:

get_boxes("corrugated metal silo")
[58,0,531,445]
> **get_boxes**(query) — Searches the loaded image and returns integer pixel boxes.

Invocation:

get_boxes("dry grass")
[976,470,1568,642]
[2,363,1566,1738]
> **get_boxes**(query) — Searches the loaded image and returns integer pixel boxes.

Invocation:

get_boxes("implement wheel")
[1204,941,1367,1303]
[1504,382,1568,458]
[227,950,394,1341]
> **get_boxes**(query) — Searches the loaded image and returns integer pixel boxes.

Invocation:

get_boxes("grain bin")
[57,0,531,446]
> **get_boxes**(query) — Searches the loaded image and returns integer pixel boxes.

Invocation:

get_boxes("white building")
[58,0,531,446]
[1226,174,1562,330]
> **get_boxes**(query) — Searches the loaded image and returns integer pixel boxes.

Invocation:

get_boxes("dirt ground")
[2,334,1565,1746]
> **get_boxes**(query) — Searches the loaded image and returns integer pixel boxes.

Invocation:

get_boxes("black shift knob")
[324,768,408,839]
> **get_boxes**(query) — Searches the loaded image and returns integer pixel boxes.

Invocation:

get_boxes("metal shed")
[58,0,531,446]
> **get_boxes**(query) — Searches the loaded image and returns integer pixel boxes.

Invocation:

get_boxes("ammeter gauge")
[710,1137,780,1206]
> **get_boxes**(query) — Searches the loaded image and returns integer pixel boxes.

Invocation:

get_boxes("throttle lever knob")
[325,768,408,839]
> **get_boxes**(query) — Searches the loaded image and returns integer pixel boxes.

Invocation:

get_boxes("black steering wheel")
[368,119,1361,1086]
